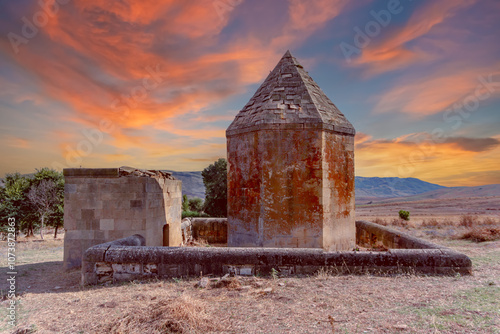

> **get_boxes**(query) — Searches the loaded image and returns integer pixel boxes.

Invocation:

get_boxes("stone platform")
[81,221,472,285]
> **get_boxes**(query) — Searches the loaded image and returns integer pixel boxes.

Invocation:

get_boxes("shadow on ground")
[0,261,81,295]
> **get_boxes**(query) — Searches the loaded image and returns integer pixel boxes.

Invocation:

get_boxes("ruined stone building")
[63,167,181,270]
[226,51,356,251]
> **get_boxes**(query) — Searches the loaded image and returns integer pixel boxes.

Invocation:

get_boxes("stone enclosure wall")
[181,218,228,245]
[82,221,472,285]
[63,167,182,270]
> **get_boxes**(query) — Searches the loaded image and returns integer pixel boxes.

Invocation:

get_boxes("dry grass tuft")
[213,277,241,289]
[483,217,498,225]
[185,238,210,247]
[459,214,480,228]
[442,218,456,226]
[459,227,500,242]
[421,218,440,227]
[421,218,456,228]
[369,241,389,252]
[390,218,407,227]
[101,295,222,334]
[390,218,416,228]
[373,218,388,226]
[315,267,335,280]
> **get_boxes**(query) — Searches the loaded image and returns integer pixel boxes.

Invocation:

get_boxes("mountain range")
[168,171,491,201]
[2,171,498,202]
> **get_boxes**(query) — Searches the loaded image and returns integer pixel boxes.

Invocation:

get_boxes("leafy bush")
[188,197,204,213]
[398,210,410,221]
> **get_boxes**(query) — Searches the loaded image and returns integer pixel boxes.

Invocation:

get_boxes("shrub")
[188,197,204,213]
[459,215,479,228]
[398,210,410,221]
[460,227,500,242]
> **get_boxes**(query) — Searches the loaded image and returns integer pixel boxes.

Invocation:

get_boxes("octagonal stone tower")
[226,51,355,251]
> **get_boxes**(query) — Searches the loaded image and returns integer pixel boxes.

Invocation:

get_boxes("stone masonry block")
[65,183,77,194]
[100,219,115,230]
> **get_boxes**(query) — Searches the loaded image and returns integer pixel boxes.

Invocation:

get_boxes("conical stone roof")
[227,50,355,136]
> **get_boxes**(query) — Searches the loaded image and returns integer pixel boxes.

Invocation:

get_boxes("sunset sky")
[1,0,499,187]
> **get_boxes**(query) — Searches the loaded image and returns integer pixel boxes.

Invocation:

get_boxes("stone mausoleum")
[226,51,356,251]
[63,167,182,270]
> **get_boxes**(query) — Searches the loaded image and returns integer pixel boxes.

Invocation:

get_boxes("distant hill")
[166,171,205,199]
[366,184,500,204]
[355,177,446,199]
[167,172,450,200]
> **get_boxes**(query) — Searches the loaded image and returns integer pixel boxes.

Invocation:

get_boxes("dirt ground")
[1,205,499,333]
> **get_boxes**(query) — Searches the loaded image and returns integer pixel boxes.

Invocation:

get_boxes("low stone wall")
[82,221,472,285]
[356,220,444,249]
[182,218,228,244]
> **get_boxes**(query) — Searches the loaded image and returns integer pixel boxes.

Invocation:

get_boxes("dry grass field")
[1,200,499,334]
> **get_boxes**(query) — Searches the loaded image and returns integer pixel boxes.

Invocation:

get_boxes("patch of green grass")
[398,286,500,333]
[469,251,500,267]
[17,247,63,265]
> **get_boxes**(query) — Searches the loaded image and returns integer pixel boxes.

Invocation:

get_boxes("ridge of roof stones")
[227,50,355,136]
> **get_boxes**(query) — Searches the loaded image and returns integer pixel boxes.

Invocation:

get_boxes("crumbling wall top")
[63,166,176,180]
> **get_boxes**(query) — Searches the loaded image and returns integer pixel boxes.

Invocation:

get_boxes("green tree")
[28,179,59,240]
[0,168,64,238]
[31,168,64,238]
[0,172,33,237]
[202,158,227,217]
[188,197,204,213]
[182,194,189,212]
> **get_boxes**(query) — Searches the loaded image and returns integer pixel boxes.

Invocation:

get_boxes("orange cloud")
[352,0,477,75]
[1,0,354,173]
[272,0,348,49]
[373,65,500,116]
[355,133,500,186]
[4,136,31,149]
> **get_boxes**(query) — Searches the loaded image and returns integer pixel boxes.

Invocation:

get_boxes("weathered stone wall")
[227,127,355,250]
[226,51,356,251]
[63,168,182,270]
[82,221,473,285]
[322,132,355,250]
[190,218,228,244]
[228,128,324,248]
[356,220,445,250]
